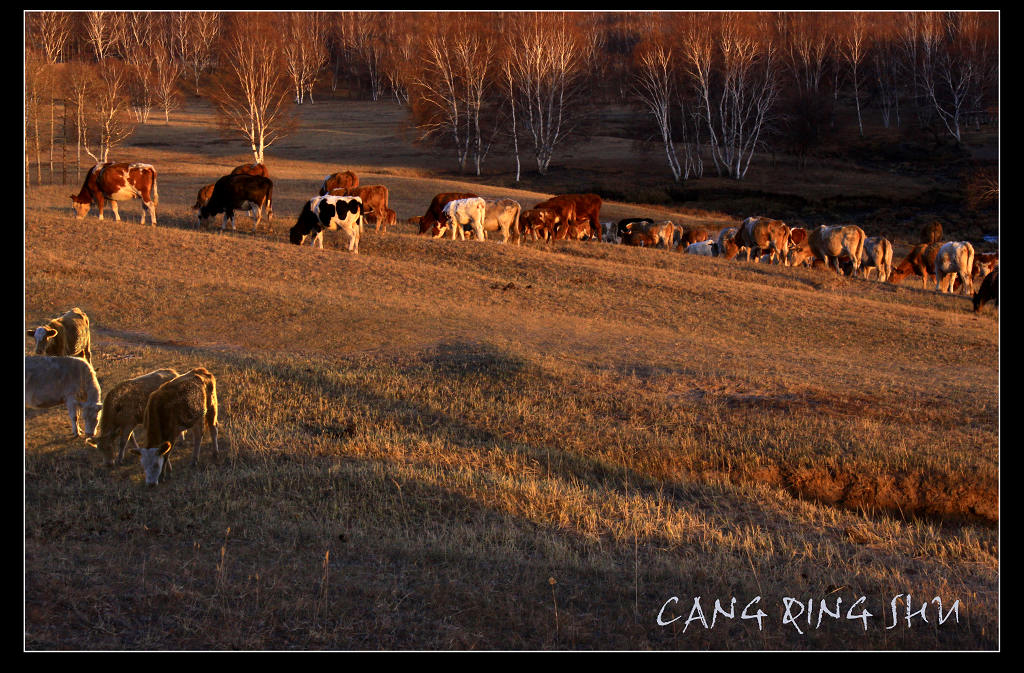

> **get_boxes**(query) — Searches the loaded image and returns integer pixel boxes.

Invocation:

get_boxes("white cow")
[685,240,717,256]
[25,355,103,439]
[934,241,976,295]
[860,236,894,282]
[436,197,487,241]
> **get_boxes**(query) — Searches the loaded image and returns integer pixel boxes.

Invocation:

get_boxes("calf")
[535,194,602,240]
[334,185,389,232]
[934,241,975,295]
[319,170,359,196]
[86,369,179,466]
[520,208,560,242]
[601,221,621,244]
[859,236,894,282]
[133,367,219,486]
[973,268,998,313]
[684,240,716,256]
[25,355,103,439]
[192,183,215,215]
[555,217,593,241]
[198,174,274,232]
[675,226,710,250]
[375,207,397,234]
[289,195,364,252]
[27,307,92,364]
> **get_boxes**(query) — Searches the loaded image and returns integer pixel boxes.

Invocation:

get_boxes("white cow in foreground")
[436,197,487,241]
[25,355,103,439]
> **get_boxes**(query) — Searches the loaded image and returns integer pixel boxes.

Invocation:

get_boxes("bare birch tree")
[152,28,184,124]
[280,12,329,104]
[83,58,138,163]
[30,11,73,63]
[838,11,868,136]
[172,11,220,96]
[84,11,123,62]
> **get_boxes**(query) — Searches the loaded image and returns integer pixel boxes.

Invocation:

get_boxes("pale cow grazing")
[859,236,894,282]
[481,198,523,244]
[198,174,274,232]
[735,217,792,264]
[70,162,159,226]
[25,355,103,439]
[794,224,866,276]
[973,269,998,313]
[436,197,488,241]
[27,307,92,364]
[289,194,364,252]
[319,170,359,196]
[86,369,179,466]
[934,241,976,295]
[684,240,717,256]
[132,368,219,487]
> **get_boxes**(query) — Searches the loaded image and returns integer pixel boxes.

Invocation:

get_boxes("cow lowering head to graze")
[376,207,397,234]
[132,367,219,487]
[555,217,593,241]
[888,242,942,289]
[289,194,364,252]
[333,184,390,233]
[800,224,866,275]
[519,208,560,242]
[675,226,710,250]
[70,162,159,226]
[684,240,717,256]
[192,183,216,215]
[859,236,894,282]
[478,198,523,244]
[973,268,998,313]
[85,368,179,466]
[198,174,274,232]
[25,355,102,439]
[418,192,479,235]
[620,227,660,247]
[27,307,92,364]
[735,217,793,264]
[435,197,488,241]
[617,218,653,240]
[621,220,676,248]
[230,162,269,178]
[318,170,359,196]
[955,250,999,294]
[920,220,943,244]
[934,241,976,295]
[528,198,578,242]
[535,194,603,240]
[715,227,741,260]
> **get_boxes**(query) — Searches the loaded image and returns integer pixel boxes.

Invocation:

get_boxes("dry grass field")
[24,99,998,650]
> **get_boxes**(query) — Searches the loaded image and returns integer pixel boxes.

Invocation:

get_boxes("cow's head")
[27,325,58,354]
[69,195,91,219]
[131,441,173,486]
[80,401,103,439]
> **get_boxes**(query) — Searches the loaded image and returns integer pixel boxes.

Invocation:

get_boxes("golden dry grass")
[25,98,998,650]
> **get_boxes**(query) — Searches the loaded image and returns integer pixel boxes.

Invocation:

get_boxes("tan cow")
[934,241,976,295]
[27,307,92,364]
[859,236,894,282]
[482,198,523,244]
[797,224,866,275]
[86,368,180,465]
[735,217,792,264]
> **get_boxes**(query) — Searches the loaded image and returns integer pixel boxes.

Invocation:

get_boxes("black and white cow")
[197,174,274,231]
[289,194,365,253]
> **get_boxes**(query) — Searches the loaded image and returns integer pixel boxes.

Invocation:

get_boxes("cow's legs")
[143,199,157,226]
[115,426,135,464]
[472,224,485,241]
[189,420,205,466]
[95,196,105,220]
[65,399,81,437]
[110,200,121,221]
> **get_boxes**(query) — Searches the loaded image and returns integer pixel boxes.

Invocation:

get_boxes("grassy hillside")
[24,99,998,650]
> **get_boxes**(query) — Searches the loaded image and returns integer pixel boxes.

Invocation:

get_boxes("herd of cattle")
[33,160,1001,485]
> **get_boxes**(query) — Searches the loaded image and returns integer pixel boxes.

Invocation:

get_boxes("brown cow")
[973,268,998,313]
[520,208,561,242]
[27,307,92,364]
[555,217,593,241]
[192,183,215,217]
[70,162,159,226]
[888,242,943,288]
[920,220,943,244]
[675,225,709,250]
[376,207,397,234]
[319,170,359,196]
[789,227,808,249]
[231,163,269,178]
[735,217,792,264]
[715,227,741,260]
[534,194,602,240]
[418,192,479,235]
[331,184,389,232]
[621,220,676,248]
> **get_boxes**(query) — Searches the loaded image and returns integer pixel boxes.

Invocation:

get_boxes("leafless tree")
[152,30,184,124]
[838,12,869,136]
[172,11,220,96]
[64,59,97,168]
[870,15,903,128]
[83,58,138,163]
[29,11,73,63]
[210,13,295,164]
[280,12,329,104]
[83,11,123,62]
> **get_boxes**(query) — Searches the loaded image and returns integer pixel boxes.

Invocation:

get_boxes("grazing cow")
[333,185,390,232]
[973,269,998,313]
[418,192,479,235]
[934,241,976,295]
[617,218,653,240]
[319,170,359,196]
[25,355,102,439]
[192,183,215,214]
[70,162,159,226]
[133,367,219,486]
[675,226,710,250]
[888,242,942,288]
[536,194,603,240]
[555,218,593,241]
[375,207,398,234]
[920,220,943,244]
[86,369,179,466]
[435,197,488,241]
[520,208,560,242]
[796,224,866,275]
[601,221,621,244]
[230,162,269,178]
[289,194,364,252]
[684,240,717,256]
[621,220,676,248]
[973,251,999,280]
[789,227,808,249]
[859,236,894,282]
[715,227,741,261]
[27,307,92,364]
[735,217,792,264]
[479,198,523,244]
[620,227,660,247]
[198,174,274,232]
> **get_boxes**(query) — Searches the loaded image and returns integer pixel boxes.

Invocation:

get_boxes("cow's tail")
[513,202,522,243]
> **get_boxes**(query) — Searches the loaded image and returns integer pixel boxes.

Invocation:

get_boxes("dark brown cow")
[621,229,660,247]
[192,183,215,212]
[888,242,943,288]
[319,170,359,196]
[534,194,602,240]
[231,163,269,178]
[198,174,274,232]
[972,268,998,313]
[418,192,479,235]
[920,220,943,244]
[332,185,390,232]
[70,162,159,226]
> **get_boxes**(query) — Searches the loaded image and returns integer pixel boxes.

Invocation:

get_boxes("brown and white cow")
[534,194,603,240]
[859,236,894,282]
[934,241,976,295]
[796,224,866,275]
[331,184,390,233]
[198,174,274,232]
[319,170,359,196]
[621,220,676,248]
[419,192,480,235]
[888,242,942,289]
[70,162,159,226]
[735,217,792,264]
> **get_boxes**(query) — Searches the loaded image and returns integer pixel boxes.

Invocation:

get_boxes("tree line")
[25,11,998,187]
